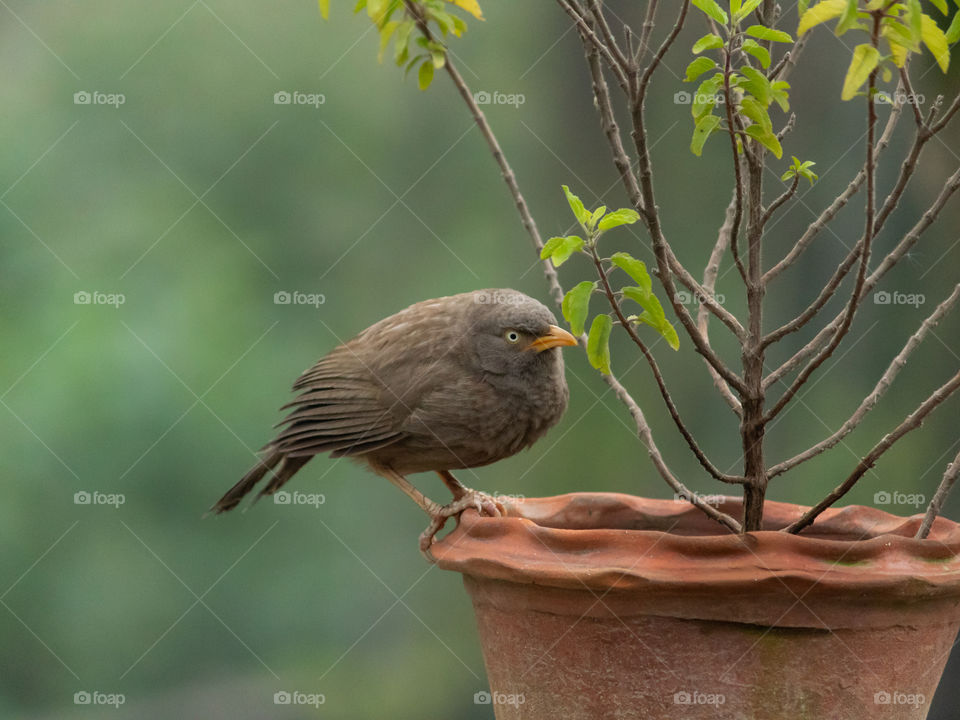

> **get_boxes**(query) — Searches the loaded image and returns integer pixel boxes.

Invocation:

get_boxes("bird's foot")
[419,491,506,561]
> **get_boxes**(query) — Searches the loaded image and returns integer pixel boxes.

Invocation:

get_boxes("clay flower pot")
[432,493,960,719]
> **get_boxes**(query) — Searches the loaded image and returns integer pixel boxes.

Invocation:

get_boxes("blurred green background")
[2,1,959,717]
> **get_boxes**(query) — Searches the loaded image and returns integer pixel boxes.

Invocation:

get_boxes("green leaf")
[798,0,847,35]
[771,80,791,112]
[418,59,434,90]
[562,281,594,336]
[378,21,399,63]
[318,0,330,19]
[691,114,721,156]
[539,235,585,266]
[921,13,951,70]
[740,95,772,132]
[929,0,949,14]
[908,0,924,44]
[394,21,414,65]
[841,44,880,100]
[685,57,719,82]
[610,252,653,292]
[947,10,960,44]
[586,314,613,374]
[799,0,810,15]
[781,168,797,181]
[746,25,794,42]
[692,73,723,119]
[452,0,484,20]
[736,0,765,21]
[622,287,679,350]
[740,66,773,105]
[692,0,729,25]
[744,124,783,158]
[598,208,641,231]
[562,185,591,227]
[834,0,863,36]
[589,206,607,230]
[742,39,772,68]
[692,33,724,53]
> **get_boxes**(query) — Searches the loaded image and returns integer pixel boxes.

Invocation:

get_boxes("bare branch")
[555,0,630,92]
[764,18,883,424]
[586,0,630,73]
[763,84,903,285]
[629,0,749,395]
[770,284,960,479]
[917,448,960,540]
[898,65,924,127]
[765,163,960,389]
[761,173,798,228]
[590,247,746,484]
[722,48,749,283]
[636,0,687,105]
[785,369,960,534]
[930,91,960,134]
[698,190,744,417]
[636,0,660,68]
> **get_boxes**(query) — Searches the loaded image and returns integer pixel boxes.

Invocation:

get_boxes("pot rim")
[432,492,960,597]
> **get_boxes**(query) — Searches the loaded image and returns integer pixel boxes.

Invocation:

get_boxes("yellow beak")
[528,325,578,352]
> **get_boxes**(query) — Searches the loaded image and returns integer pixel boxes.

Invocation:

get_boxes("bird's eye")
[504,330,521,344]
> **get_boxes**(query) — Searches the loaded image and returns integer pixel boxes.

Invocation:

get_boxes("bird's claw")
[419,491,505,562]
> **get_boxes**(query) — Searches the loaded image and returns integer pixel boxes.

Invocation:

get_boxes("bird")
[211,289,577,557]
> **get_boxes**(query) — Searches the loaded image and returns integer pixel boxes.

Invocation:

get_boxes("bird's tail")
[209,447,310,514]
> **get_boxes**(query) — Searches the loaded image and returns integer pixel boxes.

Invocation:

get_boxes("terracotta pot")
[432,493,960,719]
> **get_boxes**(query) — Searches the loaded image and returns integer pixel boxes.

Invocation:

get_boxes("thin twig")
[766,163,960,388]
[764,20,882,423]
[917,449,960,540]
[769,284,960,479]
[722,46,748,283]
[763,84,903,285]
[555,0,630,92]
[761,173,798,227]
[587,0,630,72]
[590,247,745,484]
[698,189,744,416]
[785,369,960,534]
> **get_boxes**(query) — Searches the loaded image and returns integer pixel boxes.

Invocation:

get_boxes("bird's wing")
[273,349,404,458]
[275,295,475,459]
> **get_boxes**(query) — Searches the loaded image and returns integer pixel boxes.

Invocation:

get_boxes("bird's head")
[465,289,578,377]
